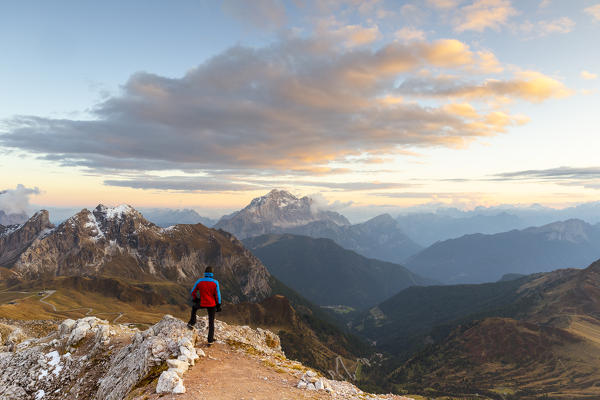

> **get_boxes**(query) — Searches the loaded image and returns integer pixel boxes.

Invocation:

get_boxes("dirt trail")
[133,342,332,400]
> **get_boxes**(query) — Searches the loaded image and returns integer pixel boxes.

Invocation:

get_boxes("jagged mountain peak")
[0,210,55,267]
[248,189,308,210]
[94,203,138,219]
[215,190,350,239]
[61,205,156,240]
[0,210,51,234]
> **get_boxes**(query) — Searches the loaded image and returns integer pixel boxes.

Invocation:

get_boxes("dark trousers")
[188,301,216,342]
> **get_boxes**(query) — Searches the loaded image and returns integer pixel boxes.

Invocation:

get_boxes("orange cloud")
[455,0,517,32]
[585,4,600,22]
[394,27,426,42]
[506,71,574,102]
[581,70,598,80]
[476,50,503,73]
[0,36,569,178]
[427,0,461,9]
[424,39,474,67]
[397,71,572,103]
[519,17,575,38]
[443,103,479,118]
[337,24,381,47]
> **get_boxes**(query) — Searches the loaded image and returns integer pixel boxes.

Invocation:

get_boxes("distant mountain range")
[396,201,600,246]
[139,207,216,227]
[353,260,600,397]
[244,234,434,309]
[216,190,422,264]
[396,211,524,247]
[406,219,600,284]
[286,213,422,264]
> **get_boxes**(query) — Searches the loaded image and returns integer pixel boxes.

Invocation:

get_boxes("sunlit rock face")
[214,189,350,240]
[8,205,272,303]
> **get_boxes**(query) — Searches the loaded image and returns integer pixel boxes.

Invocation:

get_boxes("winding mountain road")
[1,289,127,324]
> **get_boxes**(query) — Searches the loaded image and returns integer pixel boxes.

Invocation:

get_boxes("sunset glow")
[1,1,599,218]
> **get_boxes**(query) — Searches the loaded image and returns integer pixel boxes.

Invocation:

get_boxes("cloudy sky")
[1,0,599,217]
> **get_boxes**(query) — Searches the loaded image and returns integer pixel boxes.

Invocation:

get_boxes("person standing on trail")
[188,266,222,344]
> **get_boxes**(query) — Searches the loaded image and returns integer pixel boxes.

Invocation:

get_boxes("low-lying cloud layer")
[494,167,600,189]
[104,175,412,192]
[0,184,40,215]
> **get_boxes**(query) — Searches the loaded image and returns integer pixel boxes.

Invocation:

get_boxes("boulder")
[166,359,189,378]
[156,370,186,394]
[315,379,324,390]
[6,328,26,351]
[58,319,76,338]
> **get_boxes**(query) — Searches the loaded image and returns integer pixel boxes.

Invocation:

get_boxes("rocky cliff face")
[9,205,272,303]
[214,189,350,239]
[0,210,54,267]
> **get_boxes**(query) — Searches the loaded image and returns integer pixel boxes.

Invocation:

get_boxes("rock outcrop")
[0,315,412,400]
[0,315,198,399]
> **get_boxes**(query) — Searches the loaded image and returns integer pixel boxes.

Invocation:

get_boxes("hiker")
[188,266,222,344]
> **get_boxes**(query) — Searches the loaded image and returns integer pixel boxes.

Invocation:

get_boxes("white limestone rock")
[6,328,27,351]
[315,379,324,390]
[58,319,76,338]
[179,345,198,365]
[166,359,189,378]
[95,315,197,400]
[67,317,109,346]
[156,370,186,394]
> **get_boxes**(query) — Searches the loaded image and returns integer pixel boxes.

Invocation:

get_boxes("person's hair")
[205,266,213,273]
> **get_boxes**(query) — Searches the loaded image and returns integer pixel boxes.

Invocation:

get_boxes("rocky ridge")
[5,205,272,303]
[0,315,413,400]
[0,210,54,267]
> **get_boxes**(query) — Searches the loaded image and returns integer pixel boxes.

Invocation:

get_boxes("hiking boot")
[187,323,194,330]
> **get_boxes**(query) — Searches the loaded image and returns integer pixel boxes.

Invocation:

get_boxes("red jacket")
[190,272,221,307]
